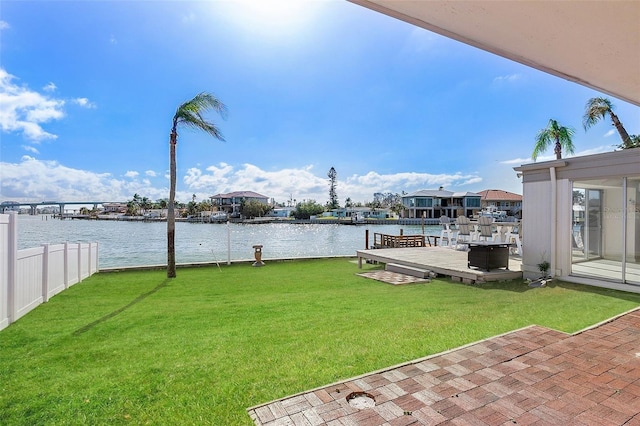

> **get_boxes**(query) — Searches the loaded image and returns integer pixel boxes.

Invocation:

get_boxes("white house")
[210,191,269,217]
[514,149,640,293]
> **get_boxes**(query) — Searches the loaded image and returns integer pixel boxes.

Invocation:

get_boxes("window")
[465,197,480,208]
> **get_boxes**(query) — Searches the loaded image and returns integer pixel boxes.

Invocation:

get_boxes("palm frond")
[583,97,612,130]
[172,92,228,141]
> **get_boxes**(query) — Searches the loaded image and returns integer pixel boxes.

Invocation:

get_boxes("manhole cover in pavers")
[346,391,375,409]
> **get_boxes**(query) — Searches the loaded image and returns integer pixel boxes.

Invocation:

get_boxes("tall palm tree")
[533,119,576,161]
[167,92,227,278]
[583,97,632,148]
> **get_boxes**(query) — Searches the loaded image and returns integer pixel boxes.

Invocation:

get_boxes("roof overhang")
[349,0,640,106]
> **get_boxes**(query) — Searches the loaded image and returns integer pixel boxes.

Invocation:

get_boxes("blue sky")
[1,0,639,206]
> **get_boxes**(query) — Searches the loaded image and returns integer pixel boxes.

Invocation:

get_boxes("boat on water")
[478,205,508,221]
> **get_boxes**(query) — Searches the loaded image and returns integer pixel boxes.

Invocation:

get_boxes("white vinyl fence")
[0,213,98,331]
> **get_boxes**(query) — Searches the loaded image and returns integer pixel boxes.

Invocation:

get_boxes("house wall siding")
[515,149,640,292]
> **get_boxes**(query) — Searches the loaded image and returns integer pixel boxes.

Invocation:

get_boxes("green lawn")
[1,258,639,425]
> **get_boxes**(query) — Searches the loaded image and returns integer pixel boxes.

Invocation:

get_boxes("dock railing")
[373,233,426,249]
[0,213,99,331]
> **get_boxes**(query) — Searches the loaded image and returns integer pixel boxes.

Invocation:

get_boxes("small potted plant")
[528,254,551,287]
[537,259,550,278]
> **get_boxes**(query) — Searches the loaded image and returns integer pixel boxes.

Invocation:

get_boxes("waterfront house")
[330,207,393,220]
[514,149,640,293]
[477,189,522,218]
[210,191,269,217]
[402,188,480,219]
[267,207,295,218]
[102,203,127,214]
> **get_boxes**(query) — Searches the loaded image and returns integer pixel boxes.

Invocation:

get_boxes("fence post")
[77,242,82,284]
[7,212,17,324]
[64,242,69,289]
[42,243,50,303]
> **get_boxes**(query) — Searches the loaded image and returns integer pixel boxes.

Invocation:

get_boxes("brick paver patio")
[248,308,640,425]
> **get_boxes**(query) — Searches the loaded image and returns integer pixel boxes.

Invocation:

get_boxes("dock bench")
[373,233,426,249]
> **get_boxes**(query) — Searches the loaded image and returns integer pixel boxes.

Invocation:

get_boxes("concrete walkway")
[248,308,640,425]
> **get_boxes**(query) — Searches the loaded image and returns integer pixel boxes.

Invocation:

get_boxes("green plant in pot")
[537,259,550,278]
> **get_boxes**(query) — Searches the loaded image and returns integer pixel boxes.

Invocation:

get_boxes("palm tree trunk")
[554,137,562,159]
[167,130,177,278]
[609,111,633,148]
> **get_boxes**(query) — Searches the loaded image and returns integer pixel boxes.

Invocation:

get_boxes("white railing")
[0,213,98,331]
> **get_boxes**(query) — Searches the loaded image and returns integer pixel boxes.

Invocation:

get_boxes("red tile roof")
[477,189,522,201]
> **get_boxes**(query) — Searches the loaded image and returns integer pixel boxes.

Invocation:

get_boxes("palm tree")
[167,92,227,278]
[533,119,576,161]
[583,97,633,148]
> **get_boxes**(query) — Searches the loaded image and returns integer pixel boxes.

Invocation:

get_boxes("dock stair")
[385,263,432,278]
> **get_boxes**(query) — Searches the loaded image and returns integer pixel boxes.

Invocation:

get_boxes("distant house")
[210,191,269,217]
[330,207,393,220]
[477,189,523,217]
[402,188,481,219]
[513,149,639,293]
[102,203,127,214]
[267,207,295,218]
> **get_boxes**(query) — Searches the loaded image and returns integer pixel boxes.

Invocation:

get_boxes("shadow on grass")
[547,280,640,303]
[475,277,640,303]
[73,278,170,336]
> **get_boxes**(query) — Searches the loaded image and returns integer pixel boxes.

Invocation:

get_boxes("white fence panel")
[15,247,44,321]
[0,215,10,330]
[66,243,80,287]
[80,243,90,280]
[1,213,99,331]
[90,243,99,273]
[45,244,67,299]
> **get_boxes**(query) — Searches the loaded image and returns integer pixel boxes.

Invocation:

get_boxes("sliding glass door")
[571,177,639,285]
[572,188,602,262]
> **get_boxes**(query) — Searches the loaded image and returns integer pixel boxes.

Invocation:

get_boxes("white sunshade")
[349,0,640,106]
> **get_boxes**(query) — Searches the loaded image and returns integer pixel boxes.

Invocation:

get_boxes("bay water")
[16,215,441,268]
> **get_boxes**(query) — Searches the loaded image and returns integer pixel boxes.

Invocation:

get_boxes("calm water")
[16,215,440,268]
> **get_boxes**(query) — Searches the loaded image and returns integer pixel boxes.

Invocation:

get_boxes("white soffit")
[349,0,640,106]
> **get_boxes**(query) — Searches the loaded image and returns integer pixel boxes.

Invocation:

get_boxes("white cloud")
[21,145,40,154]
[43,82,57,92]
[401,27,442,55]
[604,129,616,137]
[73,97,96,108]
[493,73,522,84]
[0,68,65,141]
[0,157,170,202]
[1,159,488,205]
[500,157,532,165]
[182,164,484,204]
[182,11,196,23]
[145,170,157,177]
[109,35,117,45]
[0,21,9,30]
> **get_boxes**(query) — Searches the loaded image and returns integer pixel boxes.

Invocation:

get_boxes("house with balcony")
[402,188,481,219]
[329,207,393,220]
[210,191,269,217]
[477,189,523,218]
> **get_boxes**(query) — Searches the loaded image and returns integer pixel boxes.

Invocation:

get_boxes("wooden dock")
[356,246,522,284]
